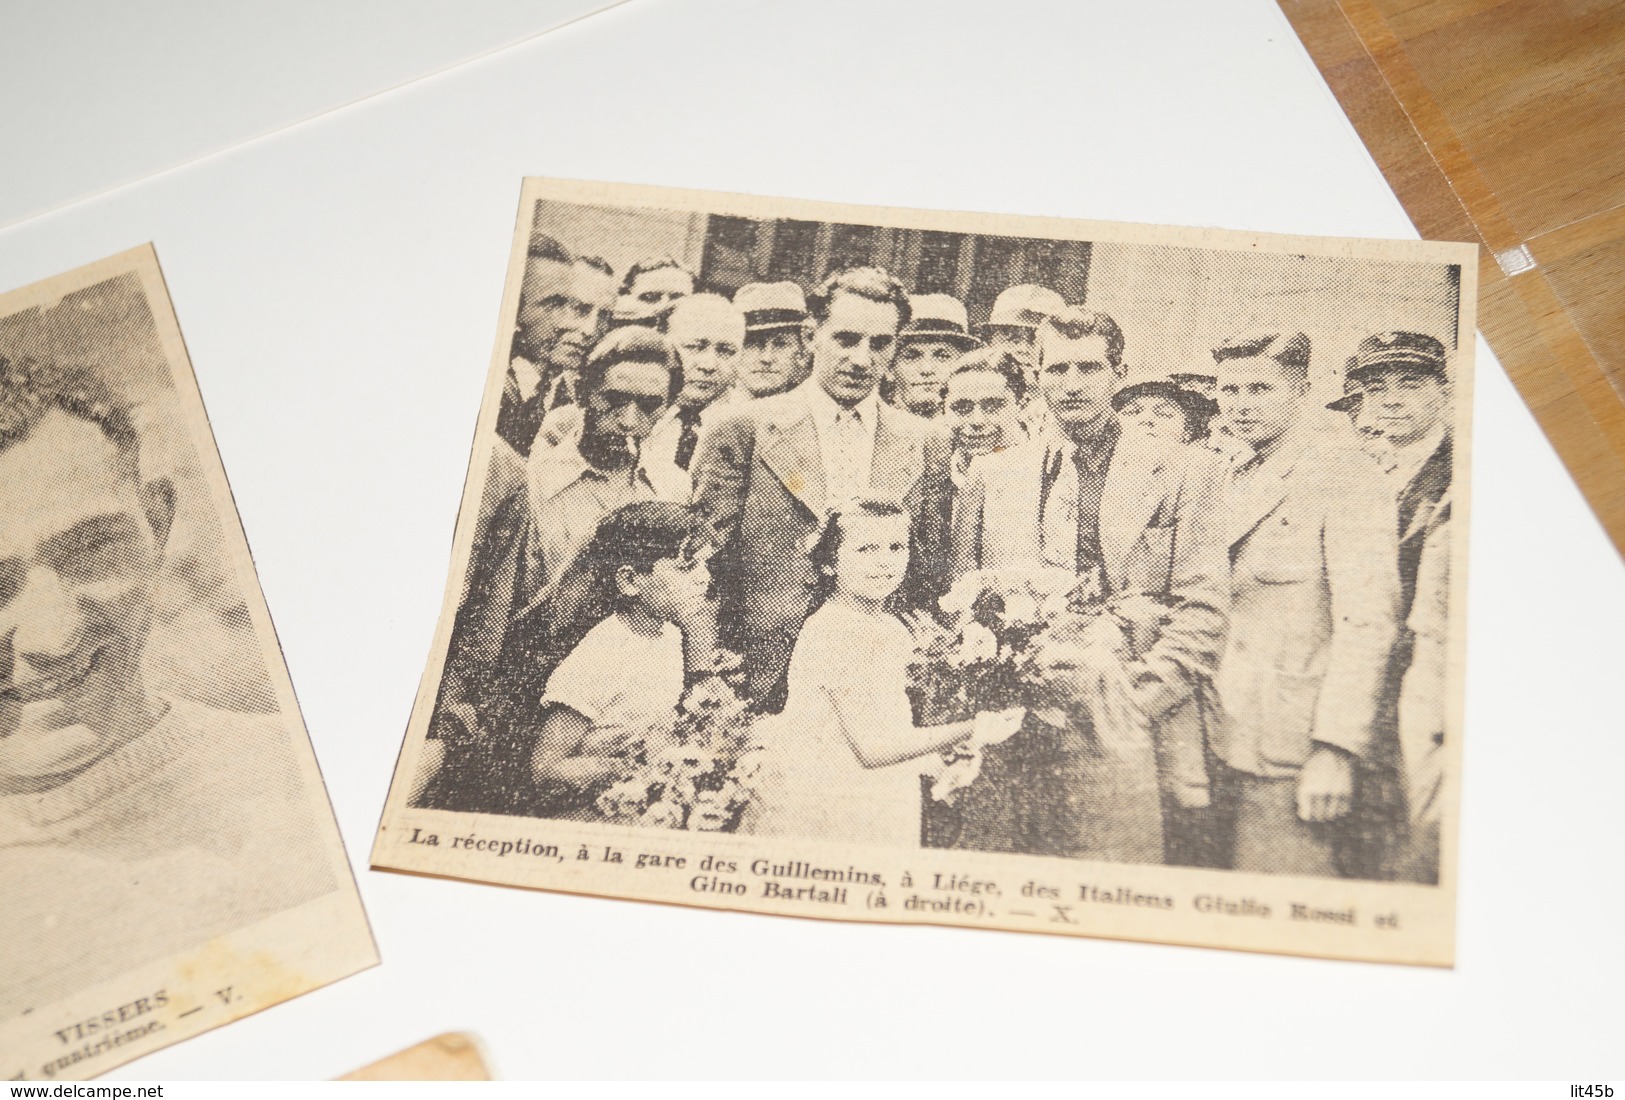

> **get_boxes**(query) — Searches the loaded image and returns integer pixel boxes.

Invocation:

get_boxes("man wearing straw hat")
[885,293,982,418]
[734,281,813,399]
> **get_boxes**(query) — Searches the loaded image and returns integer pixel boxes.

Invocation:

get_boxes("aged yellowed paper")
[338,1034,493,1081]
[1,247,376,1079]
[373,178,1473,966]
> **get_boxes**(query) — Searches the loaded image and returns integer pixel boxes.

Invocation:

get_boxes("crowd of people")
[416,224,1454,886]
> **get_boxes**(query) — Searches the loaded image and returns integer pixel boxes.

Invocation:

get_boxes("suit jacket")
[1396,431,1452,620]
[496,358,544,457]
[417,439,557,814]
[692,385,952,702]
[434,439,536,731]
[1399,500,1449,824]
[1211,431,1401,779]
[950,434,1226,813]
[951,433,1228,724]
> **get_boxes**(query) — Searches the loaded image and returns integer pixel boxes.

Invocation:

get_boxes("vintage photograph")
[1,248,376,1080]
[374,179,1473,965]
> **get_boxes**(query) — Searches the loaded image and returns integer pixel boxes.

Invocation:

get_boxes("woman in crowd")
[1111,370,1218,446]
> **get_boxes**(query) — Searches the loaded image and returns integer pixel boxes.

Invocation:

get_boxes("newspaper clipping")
[373,179,1473,966]
[1,248,377,1079]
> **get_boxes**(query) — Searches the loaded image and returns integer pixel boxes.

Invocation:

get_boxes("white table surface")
[0,0,626,229]
[0,0,1619,1080]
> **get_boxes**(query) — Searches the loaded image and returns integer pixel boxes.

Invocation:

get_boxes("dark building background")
[698,215,1093,327]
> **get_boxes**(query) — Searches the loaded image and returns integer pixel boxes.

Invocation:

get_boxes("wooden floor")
[1280,0,1625,558]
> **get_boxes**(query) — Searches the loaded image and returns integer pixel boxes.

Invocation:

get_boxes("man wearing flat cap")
[1348,331,1454,884]
[1208,330,1401,878]
[885,293,981,418]
[735,281,813,399]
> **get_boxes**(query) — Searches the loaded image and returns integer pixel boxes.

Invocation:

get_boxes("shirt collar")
[530,434,679,505]
[1045,416,1120,476]
[1389,423,1448,481]
[511,356,543,401]
[802,380,880,429]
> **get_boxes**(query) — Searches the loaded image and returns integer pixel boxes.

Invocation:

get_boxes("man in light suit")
[693,266,952,710]
[948,308,1227,863]
[1209,330,1401,878]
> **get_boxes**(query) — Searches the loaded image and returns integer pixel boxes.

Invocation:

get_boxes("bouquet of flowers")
[908,568,1178,804]
[594,653,762,831]
[906,567,1082,725]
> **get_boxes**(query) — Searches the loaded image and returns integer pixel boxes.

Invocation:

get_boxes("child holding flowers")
[525,502,711,820]
[752,497,1023,846]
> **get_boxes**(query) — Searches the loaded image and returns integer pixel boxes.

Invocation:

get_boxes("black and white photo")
[0,248,376,1080]
[375,180,1474,966]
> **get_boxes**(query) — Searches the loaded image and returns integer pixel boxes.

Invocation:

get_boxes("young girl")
[753,497,1023,846]
[527,501,710,820]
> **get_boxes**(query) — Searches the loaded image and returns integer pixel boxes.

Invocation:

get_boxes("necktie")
[673,406,704,470]
[828,408,865,502]
[1073,446,1106,574]
[548,373,575,410]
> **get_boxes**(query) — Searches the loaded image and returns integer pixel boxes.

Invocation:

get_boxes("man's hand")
[1027,641,1089,710]
[1296,744,1355,823]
